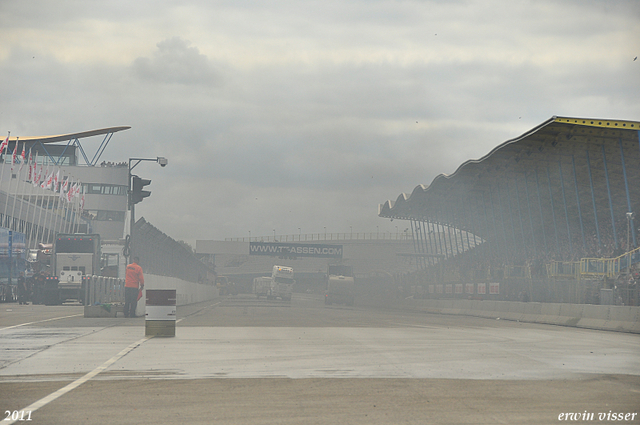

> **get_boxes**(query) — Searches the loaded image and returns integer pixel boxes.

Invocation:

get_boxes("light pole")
[127,156,168,264]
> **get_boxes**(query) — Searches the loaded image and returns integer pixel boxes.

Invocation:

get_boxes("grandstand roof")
[7,126,131,144]
[379,116,640,259]
[5,126,131,166]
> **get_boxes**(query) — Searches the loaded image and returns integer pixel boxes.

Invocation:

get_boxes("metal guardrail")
[227,232,415,242]
[546,261,580,279]
[84,275,125,306]
[579,246,640,278]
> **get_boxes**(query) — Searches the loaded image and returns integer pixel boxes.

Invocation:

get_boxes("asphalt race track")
[1,294,639,424]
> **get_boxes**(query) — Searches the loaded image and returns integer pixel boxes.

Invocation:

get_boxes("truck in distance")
[216,276,237,296]
[253,276,271,298]
[269,265,294,302]
[325,264,355,306]
[45,234,101,304]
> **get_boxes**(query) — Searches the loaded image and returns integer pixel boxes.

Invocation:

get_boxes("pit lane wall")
[357,293,640,334]
[133,274,218,316]
[84,274,218,317]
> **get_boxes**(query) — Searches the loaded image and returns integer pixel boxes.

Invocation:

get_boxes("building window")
[83,183,127,196]
[81,210,125,222]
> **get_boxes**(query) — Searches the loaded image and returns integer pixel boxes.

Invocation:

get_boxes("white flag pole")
[10,141,25,231]
[2,138,16,228]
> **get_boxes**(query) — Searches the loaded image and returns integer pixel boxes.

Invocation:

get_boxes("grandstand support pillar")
[601,145,619,250]
[410,220,421,270]
[416,220,427,270]
[428,221,437,266]
[558,161,573,255]
[586,150,602,249]
[460,197,473,254]
[472,195,489,263]
[436,203,449,259]
[423,221,433,266]
[415,220,424,270]
[419,219,429,269]
[438,221,449,260]
[504,180,521,261]
[439,202,452,258]
[413,220,423,270]
[453,202,463,256]
[513,177,527,258]
[523,173,538,258]
[493,185,510,259]
[571,155,586,249]
[534,169,549,252]
[429,221,439,262]
[488,187,503,258]
[481,191,497,259]
[420,220,429,270]
[447,203,461,256]
[546,166,561,254]
[619,138,636,248]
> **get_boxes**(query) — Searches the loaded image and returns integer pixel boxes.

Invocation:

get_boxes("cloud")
[132,37,222,86]
[1,0,639,244]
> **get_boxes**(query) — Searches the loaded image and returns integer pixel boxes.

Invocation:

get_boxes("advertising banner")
[249,242,343,259]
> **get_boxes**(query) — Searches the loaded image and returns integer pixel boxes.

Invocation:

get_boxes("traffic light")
[131,175,151,205]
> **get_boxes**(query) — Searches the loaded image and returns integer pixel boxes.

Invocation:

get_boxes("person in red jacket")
[124,256,144,318]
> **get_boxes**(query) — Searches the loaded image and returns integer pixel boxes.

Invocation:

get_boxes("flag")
[0,134,8,153]
[32,155,40,186]
[42,168,52,190]
[33,160,43,187]
[72,182,79,198]
[11,139,18,170]
[67,179,74,202]
[19,142,26,171]
[60,177,69,200]
[53,169,60,192]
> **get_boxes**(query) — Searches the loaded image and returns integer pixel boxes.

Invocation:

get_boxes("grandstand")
[379,116,640,305]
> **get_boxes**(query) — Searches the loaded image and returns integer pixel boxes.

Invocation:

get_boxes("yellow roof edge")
[553,116,640,130]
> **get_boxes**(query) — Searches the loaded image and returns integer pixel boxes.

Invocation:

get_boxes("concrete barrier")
[357,295,639,333]
[135,274,219,317]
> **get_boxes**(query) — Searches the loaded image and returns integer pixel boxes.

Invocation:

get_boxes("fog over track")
[1,295,639,424]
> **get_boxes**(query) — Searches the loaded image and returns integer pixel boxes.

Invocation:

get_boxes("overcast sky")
[1,0,638,246]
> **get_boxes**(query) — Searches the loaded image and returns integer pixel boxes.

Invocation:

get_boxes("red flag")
[0,134,8,153]
[19,142,26,171]
[11,139,18,170]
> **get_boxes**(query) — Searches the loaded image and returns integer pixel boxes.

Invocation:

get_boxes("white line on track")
[0,314,83,331]
[5,335,152,425]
